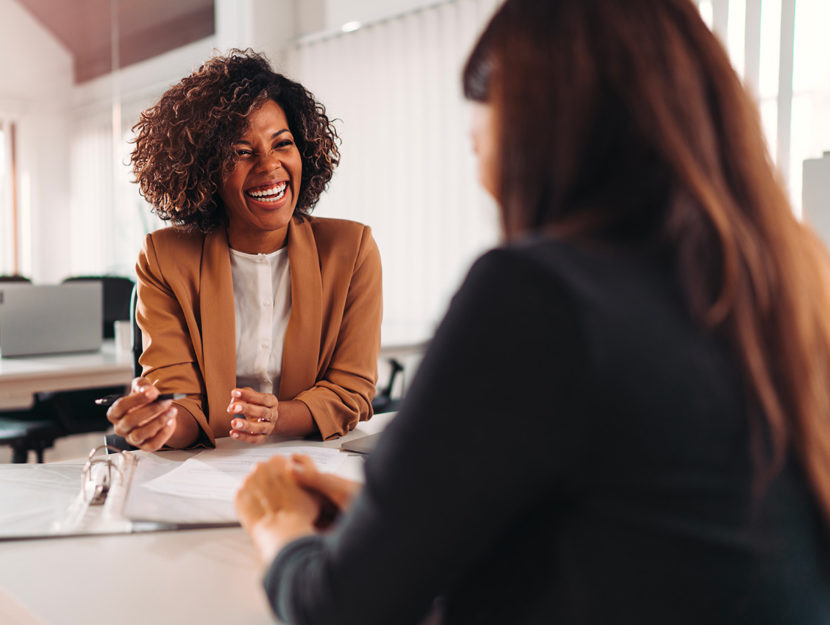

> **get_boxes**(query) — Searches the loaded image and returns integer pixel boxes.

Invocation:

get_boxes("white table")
[0,341,134,411]
[0,413,394,625]
[0,336,425,411]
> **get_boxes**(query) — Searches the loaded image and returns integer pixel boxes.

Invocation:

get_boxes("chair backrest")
[129,284,143,378]
[63,276,135,338]
[372,358,405,413]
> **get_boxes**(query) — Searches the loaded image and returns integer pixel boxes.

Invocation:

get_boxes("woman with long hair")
[236,1,830,622]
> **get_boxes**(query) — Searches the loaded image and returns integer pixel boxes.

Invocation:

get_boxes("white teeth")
[247,182,287,202]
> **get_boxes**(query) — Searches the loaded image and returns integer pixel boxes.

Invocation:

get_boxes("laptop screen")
[0,283,103,357]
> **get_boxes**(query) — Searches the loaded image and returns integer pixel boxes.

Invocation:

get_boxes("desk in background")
[0,341,134,411]
[0,412,394,625]
[0,332,427,412]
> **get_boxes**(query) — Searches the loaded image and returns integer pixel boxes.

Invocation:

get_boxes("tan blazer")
[135,216,382,444]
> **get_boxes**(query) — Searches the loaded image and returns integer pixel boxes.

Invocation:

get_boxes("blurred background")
[0,0,828,346]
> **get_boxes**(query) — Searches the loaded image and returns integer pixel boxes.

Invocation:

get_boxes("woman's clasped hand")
[228,387,280,443]
[236,454,361,562]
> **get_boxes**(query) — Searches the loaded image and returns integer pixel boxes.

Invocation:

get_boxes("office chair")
[372,358,405,414]
[0,275,63,462]
[0,275,134,461]
[24,277,136,446]
[0,275,32,283]
[130,283,142,378]
[0,416,63,463]
[104,284,142,452]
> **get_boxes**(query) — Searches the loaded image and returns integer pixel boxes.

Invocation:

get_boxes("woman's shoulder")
[495,234,661,285]
[140,226,209,271]
[297,216,376,258]
[469,235,670,313]
[143,226,206,254]
[472,236,586,283]
[302,215,371,239]
[145,225,205,246]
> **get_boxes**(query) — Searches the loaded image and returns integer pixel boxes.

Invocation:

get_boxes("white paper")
[140,445,347,502]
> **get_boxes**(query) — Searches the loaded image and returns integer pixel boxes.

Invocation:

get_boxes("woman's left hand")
[228,387,279,443]
[235,455,319,563]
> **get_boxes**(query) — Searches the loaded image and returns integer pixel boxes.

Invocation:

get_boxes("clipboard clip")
[81,445,127,505]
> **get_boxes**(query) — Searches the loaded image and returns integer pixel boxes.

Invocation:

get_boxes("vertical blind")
[69,100,162,280]
[0,120,17,275]
[59,0,829,332]
[288,0,502,343]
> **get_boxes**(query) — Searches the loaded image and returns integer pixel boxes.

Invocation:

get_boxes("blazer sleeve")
[293,227,382,439]
[135,234,214,446]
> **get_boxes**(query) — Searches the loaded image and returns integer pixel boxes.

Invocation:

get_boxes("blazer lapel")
[200,229,237,436]
[280,217,323,400]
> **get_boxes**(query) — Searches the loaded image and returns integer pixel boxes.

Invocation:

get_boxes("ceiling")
[16,0,215,83]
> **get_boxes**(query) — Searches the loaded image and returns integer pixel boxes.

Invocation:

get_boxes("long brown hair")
[465,0,830,525]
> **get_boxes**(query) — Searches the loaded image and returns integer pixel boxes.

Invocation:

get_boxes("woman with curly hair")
[106,50,382,450]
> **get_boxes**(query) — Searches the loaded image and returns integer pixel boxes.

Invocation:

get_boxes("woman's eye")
[275,140,293,149]
[236,149,253,157]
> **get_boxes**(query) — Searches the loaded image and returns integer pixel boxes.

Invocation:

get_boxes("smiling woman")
[112,50,383,451]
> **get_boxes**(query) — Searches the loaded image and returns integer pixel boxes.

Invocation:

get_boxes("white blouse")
[229,247,292,395]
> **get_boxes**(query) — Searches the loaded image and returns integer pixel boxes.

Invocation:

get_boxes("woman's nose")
[256,150,282,173]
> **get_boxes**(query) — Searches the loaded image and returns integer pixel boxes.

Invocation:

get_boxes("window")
[697,0,830,217]
[790,0,830,216]
[69,102,163,280]
[288,0,502,342]
[0,119,19,276]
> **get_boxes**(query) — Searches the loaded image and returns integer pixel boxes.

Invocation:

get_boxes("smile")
[245,182,287,203]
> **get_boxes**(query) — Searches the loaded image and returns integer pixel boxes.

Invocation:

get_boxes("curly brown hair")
[131,49,340,232]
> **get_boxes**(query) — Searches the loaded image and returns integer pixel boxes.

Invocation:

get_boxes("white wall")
[323,0,441,31]
[291,0,501,342]
[68,37,217,279]
[3,0,487,290]
[215,0,295,67]
[0,0,73,283]
[0,0,71,101]
[803,152,830,249]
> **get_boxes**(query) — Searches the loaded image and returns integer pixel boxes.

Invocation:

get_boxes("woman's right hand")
[290,454,363,528]
[106,378,178,451]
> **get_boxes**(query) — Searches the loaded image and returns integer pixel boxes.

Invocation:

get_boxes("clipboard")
[0,421,381,542]
[0,445,235,543]
[117,449,240,527]
[51,445,238,537]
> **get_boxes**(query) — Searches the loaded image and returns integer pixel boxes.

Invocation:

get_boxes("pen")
[94,392,186,407]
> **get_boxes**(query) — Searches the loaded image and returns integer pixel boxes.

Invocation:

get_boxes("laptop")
[340,432,383,455]
[0,283,103,357]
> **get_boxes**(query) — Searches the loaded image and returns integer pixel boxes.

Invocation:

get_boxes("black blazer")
[264,236,830,625]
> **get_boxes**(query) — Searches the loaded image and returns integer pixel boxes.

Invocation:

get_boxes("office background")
[0,0,829,345]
